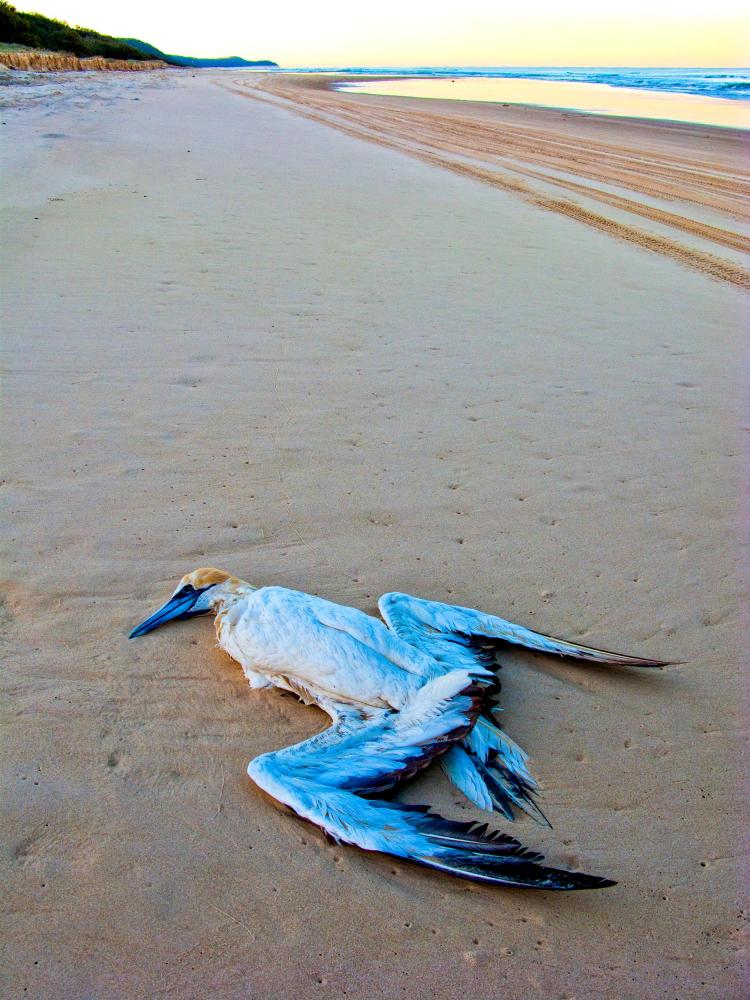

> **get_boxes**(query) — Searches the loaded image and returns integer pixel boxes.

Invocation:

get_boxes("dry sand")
[1,71,747,999]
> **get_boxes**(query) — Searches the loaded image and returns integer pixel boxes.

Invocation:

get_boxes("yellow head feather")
[179,567,246,591]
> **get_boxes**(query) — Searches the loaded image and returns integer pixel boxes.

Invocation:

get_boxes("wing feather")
[379,592,668,667]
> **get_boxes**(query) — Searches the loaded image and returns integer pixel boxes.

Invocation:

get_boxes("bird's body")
[130,567,667,891]
[216,585,437,711]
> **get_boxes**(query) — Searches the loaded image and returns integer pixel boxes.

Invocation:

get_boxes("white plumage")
[130,567,666,890]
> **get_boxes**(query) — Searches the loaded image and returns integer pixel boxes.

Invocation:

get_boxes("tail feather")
[463,704,551,826]
[474,751,552,827]
[439,746,494,811]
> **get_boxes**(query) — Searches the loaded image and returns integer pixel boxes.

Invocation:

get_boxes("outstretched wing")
[247,668,615,891]
[379,592,668,668]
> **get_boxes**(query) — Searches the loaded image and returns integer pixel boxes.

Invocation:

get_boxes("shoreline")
[337,76,750,131]
[233,73,750,289]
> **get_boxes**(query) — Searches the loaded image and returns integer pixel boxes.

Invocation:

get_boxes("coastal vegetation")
[0,3,278,68]
[0,2,149,61]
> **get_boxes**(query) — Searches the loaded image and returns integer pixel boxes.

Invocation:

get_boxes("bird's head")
[128,567,246,638]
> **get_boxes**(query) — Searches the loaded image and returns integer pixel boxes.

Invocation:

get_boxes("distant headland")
[119,38,277,69]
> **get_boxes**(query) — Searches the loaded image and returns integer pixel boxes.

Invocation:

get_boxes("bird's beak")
[128,587,207,638]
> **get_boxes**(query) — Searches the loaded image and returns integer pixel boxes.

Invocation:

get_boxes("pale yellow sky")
[13,1,750,66]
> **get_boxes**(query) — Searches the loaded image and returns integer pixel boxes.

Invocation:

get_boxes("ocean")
[290,67,750,102]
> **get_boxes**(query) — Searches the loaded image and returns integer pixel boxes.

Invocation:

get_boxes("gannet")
[129,568,666,890]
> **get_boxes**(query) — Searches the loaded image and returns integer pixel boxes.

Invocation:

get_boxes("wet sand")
[343,76,750,130]
[1,71,747,998]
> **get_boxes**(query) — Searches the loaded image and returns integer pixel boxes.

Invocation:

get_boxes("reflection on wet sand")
[341,77,750,130]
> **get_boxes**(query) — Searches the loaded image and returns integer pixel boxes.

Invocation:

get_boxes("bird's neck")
[209,580,255,612]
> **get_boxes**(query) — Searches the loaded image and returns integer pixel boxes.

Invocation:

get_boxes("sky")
[13,0,750,67]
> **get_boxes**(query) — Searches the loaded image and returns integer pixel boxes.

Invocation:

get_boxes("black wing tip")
[620,656,672,669]
[552,649,672,669]
[467,863,618,891]
[464,858,619,891]
[415,854,618,890]
[509,872,618,891]
[574,647,675,669]
[552,872,617,891]
[414,812,618,890]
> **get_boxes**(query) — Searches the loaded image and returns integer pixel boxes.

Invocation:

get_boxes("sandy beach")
[1,70,747,998]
